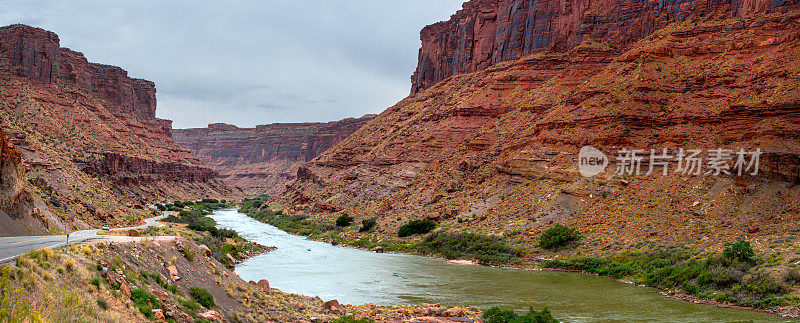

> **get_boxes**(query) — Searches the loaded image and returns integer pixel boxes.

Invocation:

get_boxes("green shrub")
[359,218,377,232]
[331,315,375,323]
[398,220,437,237]
[131,288,159,319]
[155,203,166,211]
[89,277,102,288]
[189,287,214,308]
[723,240,755,264]
[538,224,580,249]
[336,214,355,227]
[745,272,786,297]
[420,232,519,265]
[782,268,800,286]
[97,298,109,310]
[201,198,219,204]
[483,307,558,323]
[183,247,196,261]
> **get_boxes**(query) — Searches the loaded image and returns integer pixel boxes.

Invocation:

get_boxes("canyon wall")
[281,6,800,251]
[173,115,375,195]
[0,24,240,234]
[411,0,798,93]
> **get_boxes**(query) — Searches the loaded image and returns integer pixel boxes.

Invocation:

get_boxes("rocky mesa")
[280,0,800,252]
[172,115,375,196]
[0,24,241,235]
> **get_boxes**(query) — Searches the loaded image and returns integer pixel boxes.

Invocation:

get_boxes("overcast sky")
[0,0,464,128]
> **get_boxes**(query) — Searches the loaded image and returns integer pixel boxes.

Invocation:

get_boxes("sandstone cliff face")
[172,115,375,195]
[411,0,798,93]
[282,9,800,250]
[0,25,157,119]
[0,24,240,233]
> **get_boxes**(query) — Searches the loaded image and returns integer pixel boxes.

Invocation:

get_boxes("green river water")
[209,209,794,322]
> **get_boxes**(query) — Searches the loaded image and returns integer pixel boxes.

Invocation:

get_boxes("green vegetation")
[331,315,375,323]
[163,200,264,268]
[359,218,377,232]
[336,214,355,227]
[483,307,558,323]
[96,298,109,310]
[541,244,799,308]
[723,240,755,264]
[189,287,214,308]
[538,224,580,249]
[419,232,520,265]
[131,288,160,319]
[0,266,42,322]
[398,220,437,237]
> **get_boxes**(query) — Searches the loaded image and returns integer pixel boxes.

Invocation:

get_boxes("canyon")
[278,0,800,253]
[0,24,240,235]
[173,115,374,196]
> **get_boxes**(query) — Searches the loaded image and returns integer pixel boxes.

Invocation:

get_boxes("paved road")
[0,214,166,264]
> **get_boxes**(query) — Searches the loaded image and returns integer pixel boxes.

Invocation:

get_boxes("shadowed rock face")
[172,115,375,195]
[411,0,799,93]
[0,24,157,119]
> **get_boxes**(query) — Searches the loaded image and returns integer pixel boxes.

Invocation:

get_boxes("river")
[209,209,792,322]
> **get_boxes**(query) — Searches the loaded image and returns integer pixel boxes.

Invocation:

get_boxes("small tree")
[538,224,580,249]
[336,214,355,227]
[724,240,755,264]
[398,220,437,237]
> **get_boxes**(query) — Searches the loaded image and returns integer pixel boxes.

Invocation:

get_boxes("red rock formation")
[282,9,800,250]
[172,115,375,195]
[0,24,157,119]
[0,24,240,230]
[0,24,60,85]
[411,0,799,93]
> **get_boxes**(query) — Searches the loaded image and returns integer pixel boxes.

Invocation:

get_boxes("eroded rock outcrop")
[411,0,799,93]
[173,115,375,195]
[1,24,157,119]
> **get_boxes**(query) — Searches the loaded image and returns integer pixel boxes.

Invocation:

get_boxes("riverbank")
[216,207,792,321]
[236,201,800,320]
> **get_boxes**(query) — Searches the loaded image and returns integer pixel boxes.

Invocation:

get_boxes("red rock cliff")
[411,0,798,93]
[0,24,241,230]
[172,115,375,195]
[1,25,157,119]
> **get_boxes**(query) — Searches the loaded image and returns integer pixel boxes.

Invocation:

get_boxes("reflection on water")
[210,209,791,322]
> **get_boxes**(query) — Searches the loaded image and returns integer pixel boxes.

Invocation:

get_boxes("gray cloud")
[0,0,464,128]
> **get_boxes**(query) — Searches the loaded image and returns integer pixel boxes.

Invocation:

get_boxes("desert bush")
[0,266,41,322]
[420,232,519,265]
[336,214,355,227]
[483,307,558,323]
[398,220,437,237]
[131,288,159,319]
[723,240,755,264]
[359,218,377,232]
[183,247,196,261]
[331,315,375,323]
[782,268,800,286]
[190,287,214,308]
[97,298,109,310]
[538,224,580,249]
